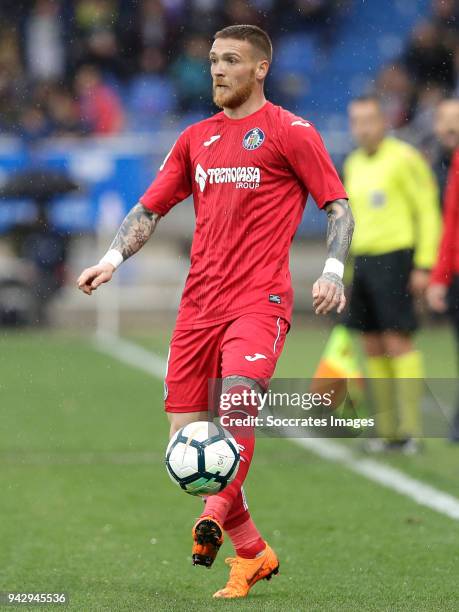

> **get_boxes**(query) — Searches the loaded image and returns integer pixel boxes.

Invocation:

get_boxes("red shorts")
[164,313,289,413]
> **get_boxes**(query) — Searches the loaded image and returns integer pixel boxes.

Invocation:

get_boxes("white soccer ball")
[165,421,240,496]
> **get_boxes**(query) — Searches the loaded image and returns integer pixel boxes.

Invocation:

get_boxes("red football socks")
[201,383,257,524]
[227,515,266,559]
[198,382,265,558]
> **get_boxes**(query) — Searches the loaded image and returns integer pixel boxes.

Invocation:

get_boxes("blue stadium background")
[0,0,450,237]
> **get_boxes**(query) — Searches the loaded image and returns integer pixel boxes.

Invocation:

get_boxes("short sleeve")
[283,120,348,208]
[140,129,192,216]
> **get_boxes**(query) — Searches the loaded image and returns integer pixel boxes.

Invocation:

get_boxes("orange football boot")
[191,516,224,568]
[213,542,279,598]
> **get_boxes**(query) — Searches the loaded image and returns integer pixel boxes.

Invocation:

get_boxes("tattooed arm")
[77,203,160,295]
[109,202,160,260]
[312,198,354,315]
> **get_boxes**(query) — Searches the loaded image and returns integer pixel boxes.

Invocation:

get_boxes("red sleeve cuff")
[315,191,349,209]
[139,196,166,216]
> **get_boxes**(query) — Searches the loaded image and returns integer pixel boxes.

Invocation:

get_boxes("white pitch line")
[292,437,459,521]
[94,332,166,378]
[93,333,459,521]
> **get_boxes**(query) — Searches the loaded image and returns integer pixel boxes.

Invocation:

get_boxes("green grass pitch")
[1,325,458,611]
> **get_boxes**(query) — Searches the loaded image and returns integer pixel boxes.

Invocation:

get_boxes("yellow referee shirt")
[344,137,440,269]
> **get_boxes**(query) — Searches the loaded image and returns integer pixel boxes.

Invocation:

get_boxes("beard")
[213,71,256,109]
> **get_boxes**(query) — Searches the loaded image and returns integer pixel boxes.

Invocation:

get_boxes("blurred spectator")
[20,106,51,142]
[375,63,416,129]
[128,48,176,129]
[402,20,455,92]
[0,0,454,138]
[73,0,124,78]
[269,33,316,108]
[75,65,124,134]
[171,34,212,112]
[74,0,118,37]
[184,0,224,36]
[274,0,349,48]
[431,0,458,52]
[0,29,25,132]
[17,80,85,141]
[25,0,65,82]
[139,0,169,48]
[0,0,26,21]
[224,0,266,28]
[404,83,445,153]
[432,97,459,203]
[47,86,86,137]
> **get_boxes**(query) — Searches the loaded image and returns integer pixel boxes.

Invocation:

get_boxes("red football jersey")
[140,101,347,329]
[431,150,459,286]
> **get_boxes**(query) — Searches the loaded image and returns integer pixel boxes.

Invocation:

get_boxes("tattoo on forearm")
[324,198,354,263]
[110,202,160,261]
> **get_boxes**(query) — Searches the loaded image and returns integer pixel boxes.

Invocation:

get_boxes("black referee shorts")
[346,249,417,333]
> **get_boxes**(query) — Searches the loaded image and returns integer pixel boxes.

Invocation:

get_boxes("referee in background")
[344,95,441,453]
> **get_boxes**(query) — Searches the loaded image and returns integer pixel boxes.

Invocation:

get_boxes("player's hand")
[409,269,430,298]
[77,262,115,295]
[312,273,346,315]
[426,283,448,313]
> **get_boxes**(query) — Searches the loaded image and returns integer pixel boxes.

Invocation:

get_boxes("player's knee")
[168,419,182,439]
[167,411,210,439]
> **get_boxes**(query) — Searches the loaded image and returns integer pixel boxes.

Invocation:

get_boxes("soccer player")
[344,95,440,453]
[77,25,353,598]
[427,148,459,442]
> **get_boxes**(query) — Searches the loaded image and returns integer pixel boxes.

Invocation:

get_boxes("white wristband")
[99,249,124,270]
[322,257,344,279]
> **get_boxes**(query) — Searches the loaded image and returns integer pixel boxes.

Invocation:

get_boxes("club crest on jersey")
[243,127,265,151]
